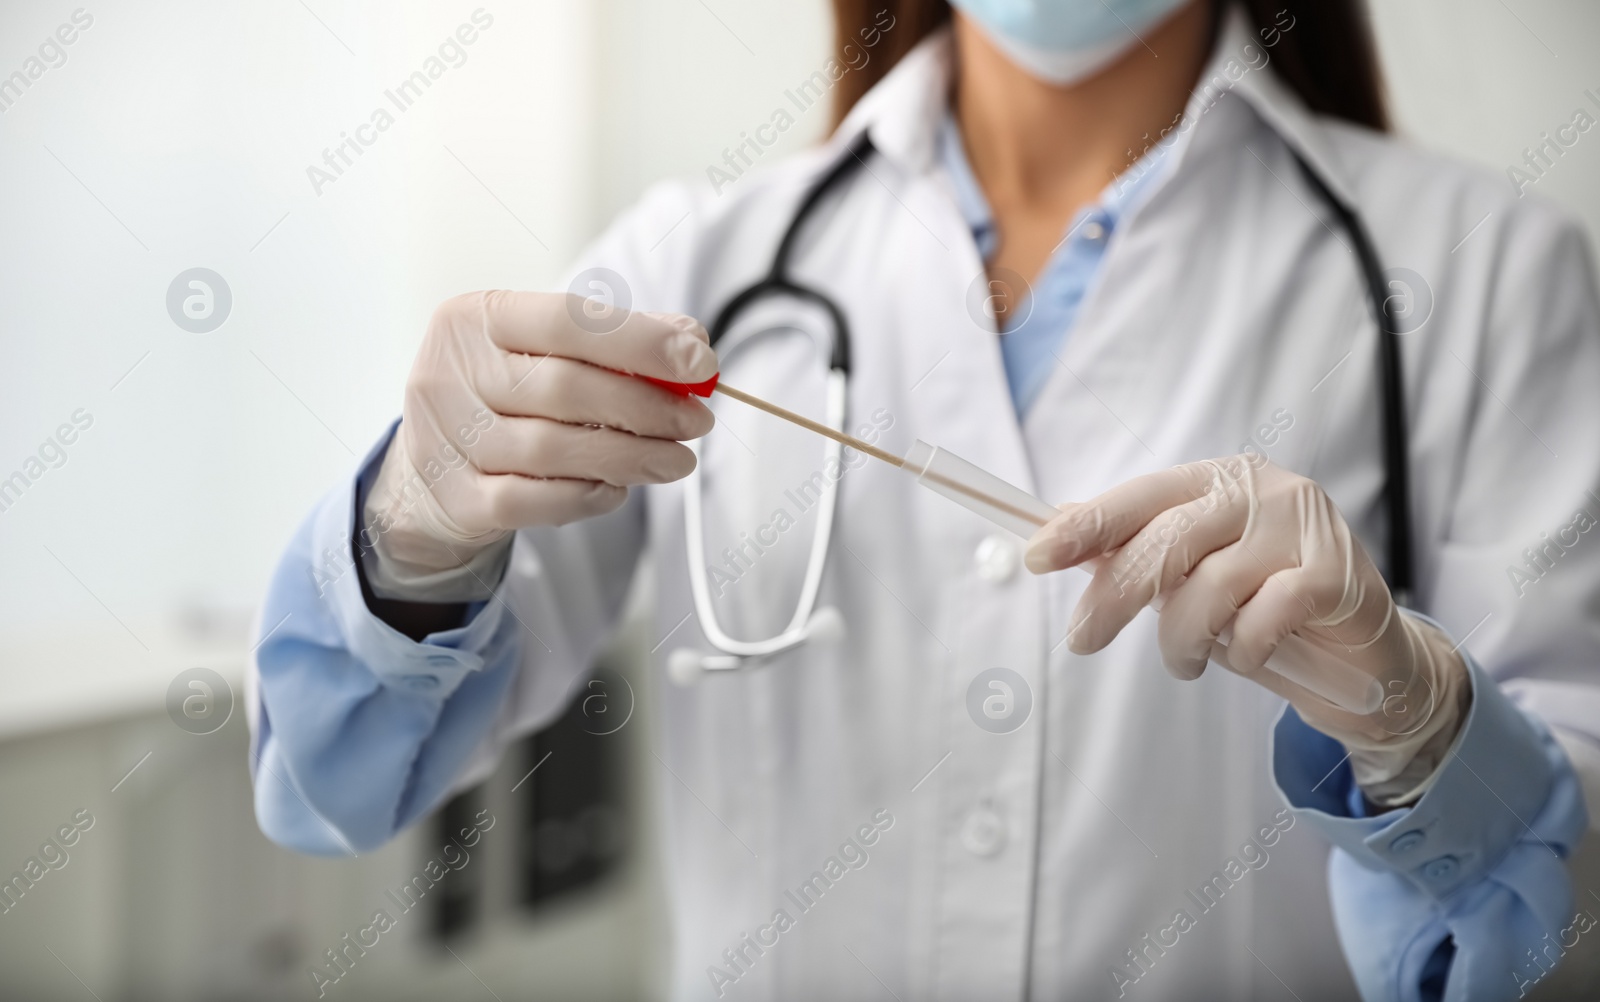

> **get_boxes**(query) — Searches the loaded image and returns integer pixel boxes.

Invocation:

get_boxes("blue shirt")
[937,113,1169,416]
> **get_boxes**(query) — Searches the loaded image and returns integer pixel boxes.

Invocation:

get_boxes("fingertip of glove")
[638,312,718,381]
[638,310,711,346]
[1063,610,1099,656]
[681,398,717,439]
[1023,545,1056,575]
[1166,657,1209,682]
[678,340,721,382]
[1025,527,1079,574]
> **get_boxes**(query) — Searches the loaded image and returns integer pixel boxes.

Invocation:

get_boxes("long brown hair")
[828,0,1388,132]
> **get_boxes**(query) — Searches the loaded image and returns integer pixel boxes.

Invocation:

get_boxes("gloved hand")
[362,291,717,601]
[1024,456,1471,806]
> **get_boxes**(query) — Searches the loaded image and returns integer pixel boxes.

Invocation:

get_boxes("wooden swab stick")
[712,381,1053,530]
[712,382,907,469]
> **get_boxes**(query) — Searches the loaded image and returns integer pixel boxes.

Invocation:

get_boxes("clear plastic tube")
[903,439,1384,715]
[902,440,1059,538]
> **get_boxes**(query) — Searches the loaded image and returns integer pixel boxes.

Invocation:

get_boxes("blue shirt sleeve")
[1272,655,1588,1002]
[250,425,526,855]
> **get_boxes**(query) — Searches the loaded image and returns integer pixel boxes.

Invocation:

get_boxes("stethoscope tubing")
[681,370,846,661]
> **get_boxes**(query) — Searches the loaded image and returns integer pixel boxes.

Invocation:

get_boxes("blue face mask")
[950,0,1196,83]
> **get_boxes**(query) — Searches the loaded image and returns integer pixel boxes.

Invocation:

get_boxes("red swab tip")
[640,373,720,397]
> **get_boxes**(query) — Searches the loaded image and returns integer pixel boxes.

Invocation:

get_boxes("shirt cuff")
[358,420,513,603]
[1272,655,1581,896]
[1272,658,1589,1001]
[311,422,509,703]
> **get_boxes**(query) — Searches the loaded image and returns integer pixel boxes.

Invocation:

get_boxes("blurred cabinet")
[0,658,654,1002]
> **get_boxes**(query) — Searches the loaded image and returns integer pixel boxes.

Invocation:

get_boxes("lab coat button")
[401,674,440,692]
[1421,856,1458,881]
[1080,220,1107,242]
[1389,830,1425,854]
[975,536,1018,583]
[960,808,1006,857]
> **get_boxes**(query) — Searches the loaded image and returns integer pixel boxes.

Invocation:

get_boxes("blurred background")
[0,0,1597,998]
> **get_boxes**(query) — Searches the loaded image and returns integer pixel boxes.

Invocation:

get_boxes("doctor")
[250,0,1600,999]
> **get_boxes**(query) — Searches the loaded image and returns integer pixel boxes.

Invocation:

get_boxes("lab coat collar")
[1202,5,1362,207]
[835,23,952,174]
[833,4,1360,207]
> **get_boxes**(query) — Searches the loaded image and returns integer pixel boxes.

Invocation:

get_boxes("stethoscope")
[667,128,1414,683]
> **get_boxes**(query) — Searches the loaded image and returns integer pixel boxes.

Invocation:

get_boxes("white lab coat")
[413,14,1600,1002]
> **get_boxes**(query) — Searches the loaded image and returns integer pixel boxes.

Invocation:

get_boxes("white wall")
[590,0,832,224]
[1371,0,1600,241]
[1,0,605,674]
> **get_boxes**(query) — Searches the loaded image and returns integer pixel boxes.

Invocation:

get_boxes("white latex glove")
[361,291,717,601]
[1024,456,1471,805]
